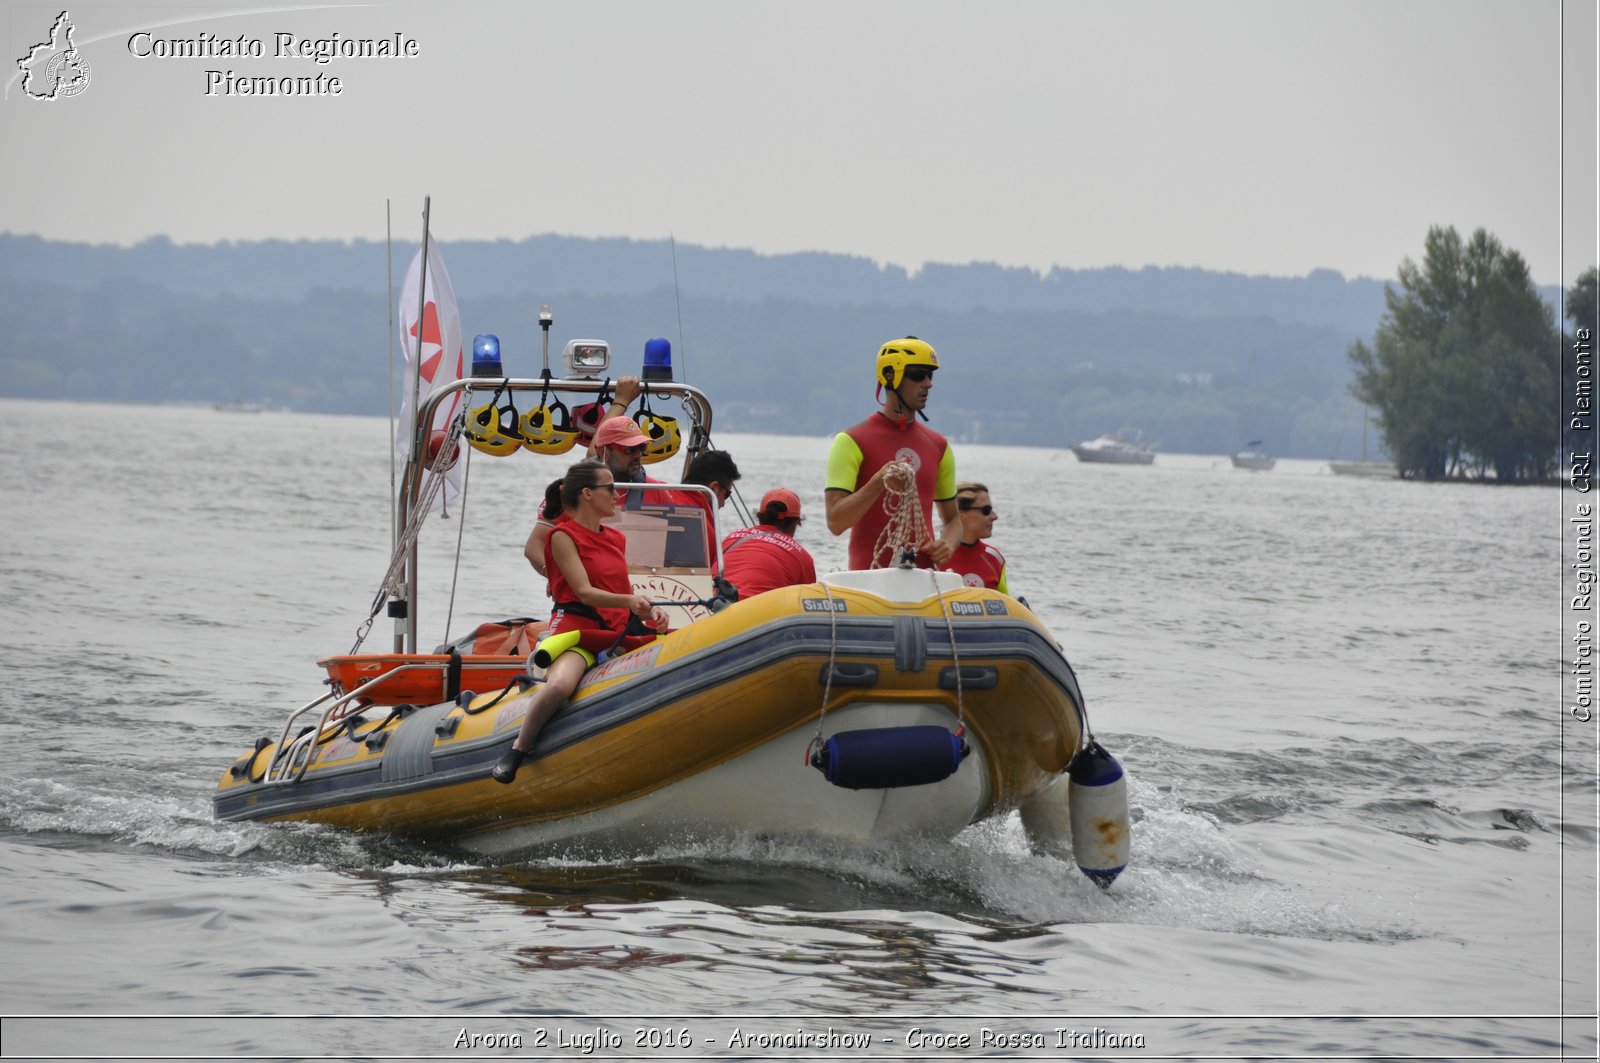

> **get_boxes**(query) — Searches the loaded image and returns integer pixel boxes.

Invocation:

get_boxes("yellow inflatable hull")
[214,570,1088,852]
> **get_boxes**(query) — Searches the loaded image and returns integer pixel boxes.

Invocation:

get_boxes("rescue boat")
[213,320,1131,887]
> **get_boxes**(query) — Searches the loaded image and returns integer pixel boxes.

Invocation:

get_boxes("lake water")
[0,398,1593,1060]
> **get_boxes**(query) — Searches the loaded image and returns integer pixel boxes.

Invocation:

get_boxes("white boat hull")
[1230,453,1276,470]
[1071,438,1155,464]
[461,701,990,855]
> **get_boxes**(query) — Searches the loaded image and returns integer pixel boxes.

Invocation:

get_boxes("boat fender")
[425,428,459,469]
[810,726,969,790]
[1067,740,1131,889]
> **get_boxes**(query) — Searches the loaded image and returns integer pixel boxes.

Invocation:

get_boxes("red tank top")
[545,521,632,633]
[842,414,950,569]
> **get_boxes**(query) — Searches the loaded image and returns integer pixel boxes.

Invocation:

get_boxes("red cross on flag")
[397,235,465,510]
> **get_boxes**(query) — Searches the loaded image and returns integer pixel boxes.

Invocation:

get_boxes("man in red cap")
[719,488,817,599]
[590,413,652,491]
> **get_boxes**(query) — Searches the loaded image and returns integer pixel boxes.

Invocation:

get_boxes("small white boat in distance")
[1329,407,1395,477]
[1072,433,1156,465]
[1230,441,1275,471]
[1329,459,1397,478]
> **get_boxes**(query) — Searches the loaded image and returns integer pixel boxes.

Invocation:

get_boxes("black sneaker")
[491,747,527,785]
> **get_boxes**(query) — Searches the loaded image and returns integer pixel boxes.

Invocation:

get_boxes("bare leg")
[492,651,587,784]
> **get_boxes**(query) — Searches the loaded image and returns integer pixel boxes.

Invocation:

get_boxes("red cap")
[592,415,650,450]
[760,488,802,519]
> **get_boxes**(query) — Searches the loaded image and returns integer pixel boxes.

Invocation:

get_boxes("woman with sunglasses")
[494,459,669,784]
[943,481,1009,595]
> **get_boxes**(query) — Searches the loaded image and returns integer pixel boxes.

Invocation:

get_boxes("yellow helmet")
[637,411,681,465]
[875,336,939,390]
[520,399,579,456]
[465,401,523,457]
[631,389,681,465]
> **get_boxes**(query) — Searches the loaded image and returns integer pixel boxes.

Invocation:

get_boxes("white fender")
[1066,740,1130,889]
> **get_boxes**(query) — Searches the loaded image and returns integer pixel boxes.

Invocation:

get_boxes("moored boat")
[1071,433,1156,465]
[212,244,1131,886]
[1329,406,1396,477]
[1328,459,1397,478]
[1230,440,1276,471]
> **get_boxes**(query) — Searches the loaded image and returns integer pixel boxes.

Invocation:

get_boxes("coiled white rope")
[869,460,928,568]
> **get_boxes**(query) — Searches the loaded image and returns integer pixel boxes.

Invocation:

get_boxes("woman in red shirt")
[943,481,1010,594]
[493,460,668,784]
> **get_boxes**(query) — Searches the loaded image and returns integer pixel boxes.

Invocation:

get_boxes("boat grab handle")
[817,662,879,688]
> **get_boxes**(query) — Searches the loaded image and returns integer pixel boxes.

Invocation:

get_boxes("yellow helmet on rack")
[636,410,681,465]
[520,399,579,456]
[465,401,523,457]
[875,336,939,390]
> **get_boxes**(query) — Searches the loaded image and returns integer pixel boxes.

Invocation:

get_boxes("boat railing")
[392,376,717,654]
[264,660,514,785]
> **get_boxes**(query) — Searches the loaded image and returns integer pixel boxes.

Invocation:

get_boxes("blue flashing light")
[643,337,672,381]
[471,333,503,378]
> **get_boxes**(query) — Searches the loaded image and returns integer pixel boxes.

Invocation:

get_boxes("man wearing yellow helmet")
[824,337,961,570]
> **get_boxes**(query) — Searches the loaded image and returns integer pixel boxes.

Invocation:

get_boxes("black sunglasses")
[590,482,619,493]
[959,503,994,515]
[902,368,935,383]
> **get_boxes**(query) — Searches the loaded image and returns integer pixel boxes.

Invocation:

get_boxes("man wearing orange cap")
[590,413,651,490]
[720,488,816,599]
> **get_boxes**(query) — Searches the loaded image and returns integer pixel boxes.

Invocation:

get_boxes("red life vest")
[545,521,632,636]
[840,413,951,569]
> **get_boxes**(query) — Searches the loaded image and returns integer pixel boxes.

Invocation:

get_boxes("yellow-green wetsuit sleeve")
[825,432,866,493]
[934,444,957,500]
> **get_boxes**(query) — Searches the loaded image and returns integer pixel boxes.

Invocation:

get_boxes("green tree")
[1569,266,1598,335]
[1348,226,1560,482]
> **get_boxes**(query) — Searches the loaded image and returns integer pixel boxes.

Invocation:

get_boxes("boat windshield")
[603,501,712,572]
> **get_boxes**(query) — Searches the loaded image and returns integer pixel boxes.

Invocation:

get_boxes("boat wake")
[3,758,1429,948]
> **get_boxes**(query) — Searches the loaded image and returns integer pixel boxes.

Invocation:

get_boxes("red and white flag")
[397,235,465,510]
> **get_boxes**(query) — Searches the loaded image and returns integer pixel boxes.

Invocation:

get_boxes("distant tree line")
[0,233,1574,462]
[1349,226,1583,483]
[0,232,1409,334]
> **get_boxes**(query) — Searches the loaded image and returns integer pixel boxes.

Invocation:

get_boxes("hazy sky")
[2,0,1594,285]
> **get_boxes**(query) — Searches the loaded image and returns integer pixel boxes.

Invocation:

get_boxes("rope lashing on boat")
[803,578,843,768]
[460,672,539,715]
[928,568,967,740]
[229,737,273,781]
[869,460,928,569]
[441,435,475,652]
[351,409,466,653]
